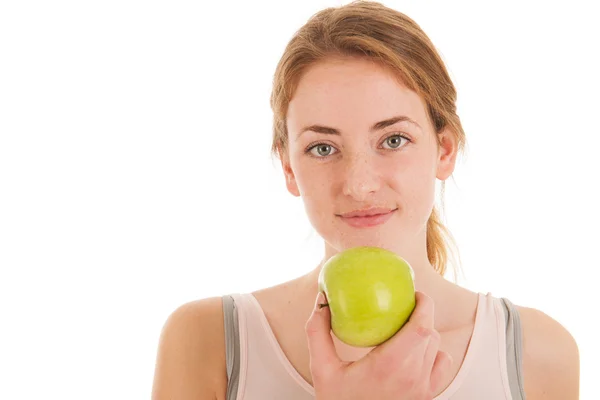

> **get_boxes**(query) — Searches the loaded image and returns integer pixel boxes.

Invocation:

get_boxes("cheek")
[295,164,327,197]
[303,179,334,214]
[390,157,437,216]
[292,163,333,210]
[295,170,340,234]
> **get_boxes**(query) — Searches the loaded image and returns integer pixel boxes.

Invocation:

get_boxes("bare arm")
[151,297,228,400]
[519,306,580,399]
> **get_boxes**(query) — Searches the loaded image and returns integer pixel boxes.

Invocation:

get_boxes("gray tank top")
[221,295,526,399]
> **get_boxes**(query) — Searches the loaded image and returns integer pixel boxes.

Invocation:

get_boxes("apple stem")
[318,302,329,309]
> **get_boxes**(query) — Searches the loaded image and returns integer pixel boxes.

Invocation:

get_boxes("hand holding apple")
[305,290,453,400]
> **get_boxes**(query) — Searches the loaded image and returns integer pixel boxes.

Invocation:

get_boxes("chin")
[325,231,397,253]
[317,212,415,250]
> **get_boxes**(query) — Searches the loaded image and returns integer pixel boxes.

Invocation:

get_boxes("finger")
[422,329,441,374]
[429,350,453,393]
[374,291,435,355]
[394,291,435,350]
[305,291,341,377]
[369,319,433,366]
[407,291,434,330]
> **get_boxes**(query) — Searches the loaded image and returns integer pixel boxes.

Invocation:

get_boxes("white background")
[1,0,598,398]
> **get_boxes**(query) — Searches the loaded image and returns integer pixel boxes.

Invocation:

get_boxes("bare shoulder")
[151,297,228,400]
[516,304,580,400]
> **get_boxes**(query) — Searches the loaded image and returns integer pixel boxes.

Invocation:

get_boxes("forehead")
[287,57,430,132]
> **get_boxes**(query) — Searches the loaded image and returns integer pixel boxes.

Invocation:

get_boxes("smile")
[338,209,397,228]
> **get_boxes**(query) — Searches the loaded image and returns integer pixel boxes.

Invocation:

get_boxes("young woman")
[151,2,579,399]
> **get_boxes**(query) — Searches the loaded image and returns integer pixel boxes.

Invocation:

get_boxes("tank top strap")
[224,293,314,400]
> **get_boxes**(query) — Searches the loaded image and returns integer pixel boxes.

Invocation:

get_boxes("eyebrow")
[297,115,421,138]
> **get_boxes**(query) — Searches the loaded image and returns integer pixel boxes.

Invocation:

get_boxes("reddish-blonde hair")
[270,1,465,277]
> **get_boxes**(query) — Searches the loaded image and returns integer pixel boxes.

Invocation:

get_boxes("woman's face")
[281,56,457,259]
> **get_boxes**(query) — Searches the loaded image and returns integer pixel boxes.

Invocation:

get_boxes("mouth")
[338,208,397,228]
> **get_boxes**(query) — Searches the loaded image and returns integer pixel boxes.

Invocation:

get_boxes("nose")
[342,151,381,201]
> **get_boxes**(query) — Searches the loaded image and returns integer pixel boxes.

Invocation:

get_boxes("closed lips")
[339,208,397,218]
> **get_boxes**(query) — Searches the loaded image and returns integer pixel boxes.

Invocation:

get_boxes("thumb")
[305,291,341,378]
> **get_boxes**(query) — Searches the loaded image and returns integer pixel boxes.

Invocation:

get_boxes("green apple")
[318,246,416,347]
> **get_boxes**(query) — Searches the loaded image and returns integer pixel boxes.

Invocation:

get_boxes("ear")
[278,145,301,197]
[436,128,459,181]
